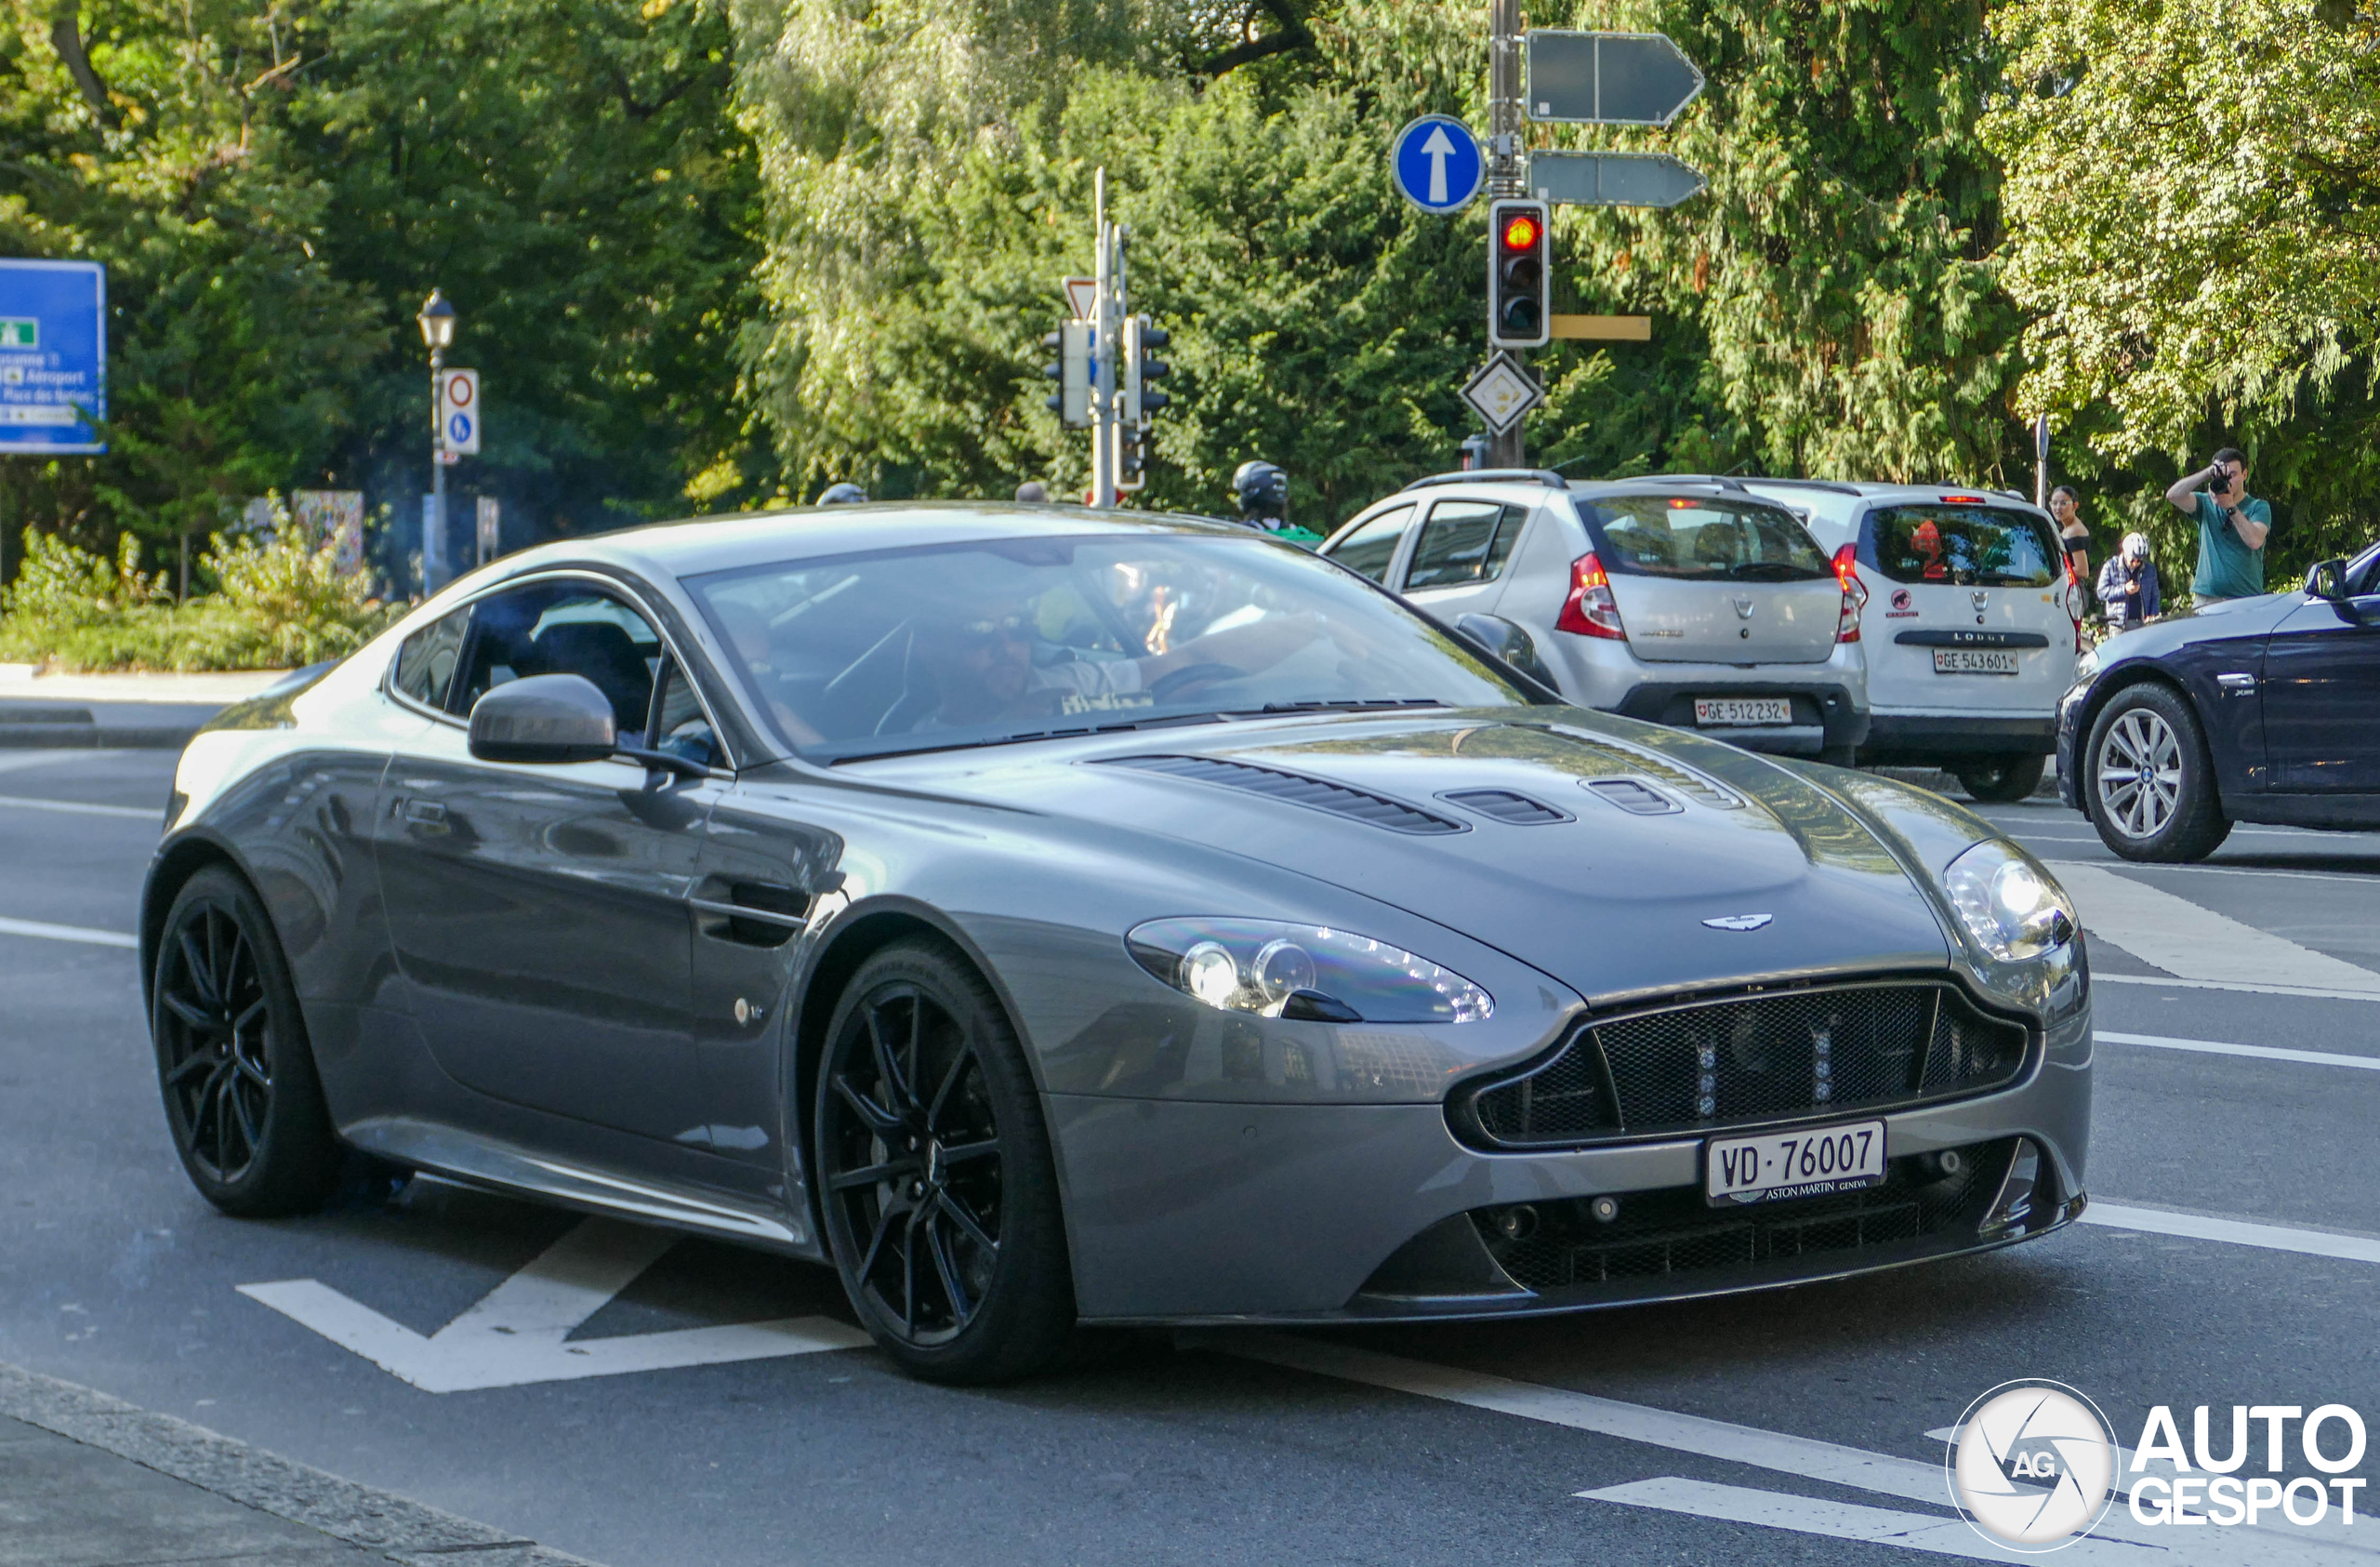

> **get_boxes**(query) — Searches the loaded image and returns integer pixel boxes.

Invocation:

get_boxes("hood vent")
[1584,777,1684,817]
[1441,788,1573,826]
[1104,754,1468,835]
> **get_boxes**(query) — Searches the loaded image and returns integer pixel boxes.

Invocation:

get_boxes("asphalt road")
[6,747,2379,1566]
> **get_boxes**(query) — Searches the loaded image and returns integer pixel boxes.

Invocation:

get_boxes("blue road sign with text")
[1391,116,1485,215]
[0,259,104,455]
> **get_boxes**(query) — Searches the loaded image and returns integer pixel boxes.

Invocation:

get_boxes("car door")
[2261,584,2380,791]
[1397,498,1530,623]
[372,574,723,1143]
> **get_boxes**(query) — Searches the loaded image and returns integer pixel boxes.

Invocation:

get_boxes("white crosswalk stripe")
[2045,861,2380,995]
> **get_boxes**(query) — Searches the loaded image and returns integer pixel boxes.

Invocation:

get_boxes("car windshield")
[685,530,1534,761]
[1869,504,2060,588]
[1584,496,1831,580]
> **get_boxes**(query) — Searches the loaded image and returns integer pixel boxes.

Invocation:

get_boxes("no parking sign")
[440,368,481,455]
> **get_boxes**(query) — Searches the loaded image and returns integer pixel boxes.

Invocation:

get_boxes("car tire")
[2084,684,2233,863]
[151,867,345,1216]
[1952,753,2047,804]
[814,938,1077,1384]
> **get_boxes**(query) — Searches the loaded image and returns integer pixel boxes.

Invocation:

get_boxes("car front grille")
[1458,980,2030,1149]
[1474,1138,2010,1294]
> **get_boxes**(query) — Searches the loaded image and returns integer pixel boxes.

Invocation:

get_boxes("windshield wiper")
[826,709,1240,764]
[1236,697,1449,716]
[1726,561,1827,581]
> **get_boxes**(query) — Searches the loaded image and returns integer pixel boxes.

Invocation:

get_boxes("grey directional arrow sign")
[1527,31,1705,126]
[1529,152,1706,209]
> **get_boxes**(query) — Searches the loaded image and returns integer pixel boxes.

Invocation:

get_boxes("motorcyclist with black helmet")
[1232,459,1324,548]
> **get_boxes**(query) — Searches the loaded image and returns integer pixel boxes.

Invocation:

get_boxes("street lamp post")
[416,290,457,594]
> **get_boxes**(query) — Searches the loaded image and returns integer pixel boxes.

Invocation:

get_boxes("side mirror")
[1454,613,1561,693]
[469,673,618,764]
[2305,558,2348,602]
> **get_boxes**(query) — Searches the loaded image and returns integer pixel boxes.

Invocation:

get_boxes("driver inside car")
[909,591,1335,732]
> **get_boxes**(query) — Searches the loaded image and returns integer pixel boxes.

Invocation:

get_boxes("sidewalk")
[0,669,296,750]
[0,1361,601,1567]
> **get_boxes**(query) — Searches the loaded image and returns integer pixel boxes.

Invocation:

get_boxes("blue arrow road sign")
[0,259,105,455]
[1391,115,1485,214]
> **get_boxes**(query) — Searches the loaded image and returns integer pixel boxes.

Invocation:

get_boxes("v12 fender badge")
[1702,913,1773,931]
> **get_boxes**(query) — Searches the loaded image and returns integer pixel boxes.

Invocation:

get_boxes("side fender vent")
[1103,754,1468,835]
[1440,788,1573,825]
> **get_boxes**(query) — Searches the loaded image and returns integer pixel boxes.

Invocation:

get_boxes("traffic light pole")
[1487,0,1527,468]
[1091,170,1118,509]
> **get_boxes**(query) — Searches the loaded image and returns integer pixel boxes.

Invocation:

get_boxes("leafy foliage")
[1985,0,2380,571]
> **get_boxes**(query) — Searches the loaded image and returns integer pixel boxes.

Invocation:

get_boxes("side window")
[390,609,468,711]
[1324,504,1415,584]
[651,658,721,770]
[453,582,662,740]
[1405,501,1526,591]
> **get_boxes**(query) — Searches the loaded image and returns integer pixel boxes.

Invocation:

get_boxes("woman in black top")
[2049,485,2091,586]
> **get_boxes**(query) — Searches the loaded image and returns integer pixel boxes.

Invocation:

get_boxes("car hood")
[850,710,1956,1005]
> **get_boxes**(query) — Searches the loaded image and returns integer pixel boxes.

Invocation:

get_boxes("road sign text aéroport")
[0,259,105,454]
[1390,115,1486,214]
[1527,31,1705,126]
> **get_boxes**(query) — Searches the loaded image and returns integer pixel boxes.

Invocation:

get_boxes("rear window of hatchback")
[1866,504,2061,589]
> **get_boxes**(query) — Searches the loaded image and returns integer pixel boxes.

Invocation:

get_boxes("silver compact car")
[143,504,2089,1385]
[1744,480,2081,801]
[1321,472,1871,761]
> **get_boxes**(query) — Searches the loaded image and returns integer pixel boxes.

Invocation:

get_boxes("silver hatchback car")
[1322,471,1871,761]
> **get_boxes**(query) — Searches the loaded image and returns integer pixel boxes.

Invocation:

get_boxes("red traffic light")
[1500,211,1541,252]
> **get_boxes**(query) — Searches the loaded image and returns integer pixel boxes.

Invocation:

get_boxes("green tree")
[1985,0,2380,570]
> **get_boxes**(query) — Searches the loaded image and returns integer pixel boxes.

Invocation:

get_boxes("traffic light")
[1488,199,1549,349]
[1042,321,1092,428]
[1113,420,1147,493]
[1124,315,1170,424]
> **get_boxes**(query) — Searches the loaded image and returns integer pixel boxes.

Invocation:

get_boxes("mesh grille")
[1462,982,2029,1148]
[1477,1140,2006,1293]
[1104,755,1467,835]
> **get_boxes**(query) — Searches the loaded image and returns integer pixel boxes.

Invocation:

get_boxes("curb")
[0,1359,606,1566]
[0,724,203,750]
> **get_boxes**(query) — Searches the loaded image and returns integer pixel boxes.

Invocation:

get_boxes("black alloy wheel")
[1953,752,2048,804]
[814,939,1076,1383]
[152,867,343,1215]
[2085,683,2233,863]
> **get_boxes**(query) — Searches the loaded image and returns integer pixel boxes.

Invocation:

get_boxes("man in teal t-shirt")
[2162,446,2270,607]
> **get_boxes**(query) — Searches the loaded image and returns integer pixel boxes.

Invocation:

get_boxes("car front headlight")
[1941,840,2076,963]
[1126,918,1494,1024]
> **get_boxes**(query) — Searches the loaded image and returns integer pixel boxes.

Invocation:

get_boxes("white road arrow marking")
[239,1216,867,1393]
[1419,125,1455,205]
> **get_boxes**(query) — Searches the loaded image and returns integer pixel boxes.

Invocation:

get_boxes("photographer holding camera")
[2162,447,2269,608]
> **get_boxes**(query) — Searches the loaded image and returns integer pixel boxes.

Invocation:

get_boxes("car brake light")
[1831,543,1866,643]
[1556,552,1626,639]
[1940,494,1988,504]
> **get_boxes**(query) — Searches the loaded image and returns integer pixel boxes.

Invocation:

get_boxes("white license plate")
[1693,697,1792,726]
[1932,649,2019,675]
[1705,1119,1887,1207]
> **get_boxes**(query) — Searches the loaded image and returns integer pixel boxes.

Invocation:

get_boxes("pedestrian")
[1231,459,1324,547]
[1014,481,1050,504]
[2049,485,2090,585]
[2162,448,2269,608]
[2096,532,2161,631]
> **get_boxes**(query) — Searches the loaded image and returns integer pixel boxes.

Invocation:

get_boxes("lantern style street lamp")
[416,290,457,591]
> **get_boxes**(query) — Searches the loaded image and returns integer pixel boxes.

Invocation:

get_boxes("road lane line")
[1579,1477,2141,1562]
[2100,1029,2380,1071]
[2083,1202,2380,1266]
[2093,974,2380,1003]
[0,750,121,776]
[0,792,158,819]
[2044,862,2380,994]
[1233,1337,2369,1560]
[0,914,136,949]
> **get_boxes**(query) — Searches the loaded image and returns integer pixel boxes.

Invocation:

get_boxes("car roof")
[461,502,1267,584]
[1739,478,2048,514]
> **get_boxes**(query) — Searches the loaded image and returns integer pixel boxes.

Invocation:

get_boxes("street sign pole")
[1488,0,1527,467]
[1091,170,1117,509]
[426,350,446,593]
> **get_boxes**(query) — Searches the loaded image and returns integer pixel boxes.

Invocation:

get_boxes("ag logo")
[1947,1380,2117,1550]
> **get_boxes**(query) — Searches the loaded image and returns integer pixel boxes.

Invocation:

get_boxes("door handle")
[401,799,448,827]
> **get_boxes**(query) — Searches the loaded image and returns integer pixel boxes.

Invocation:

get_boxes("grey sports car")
[143,505,2092,1382]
